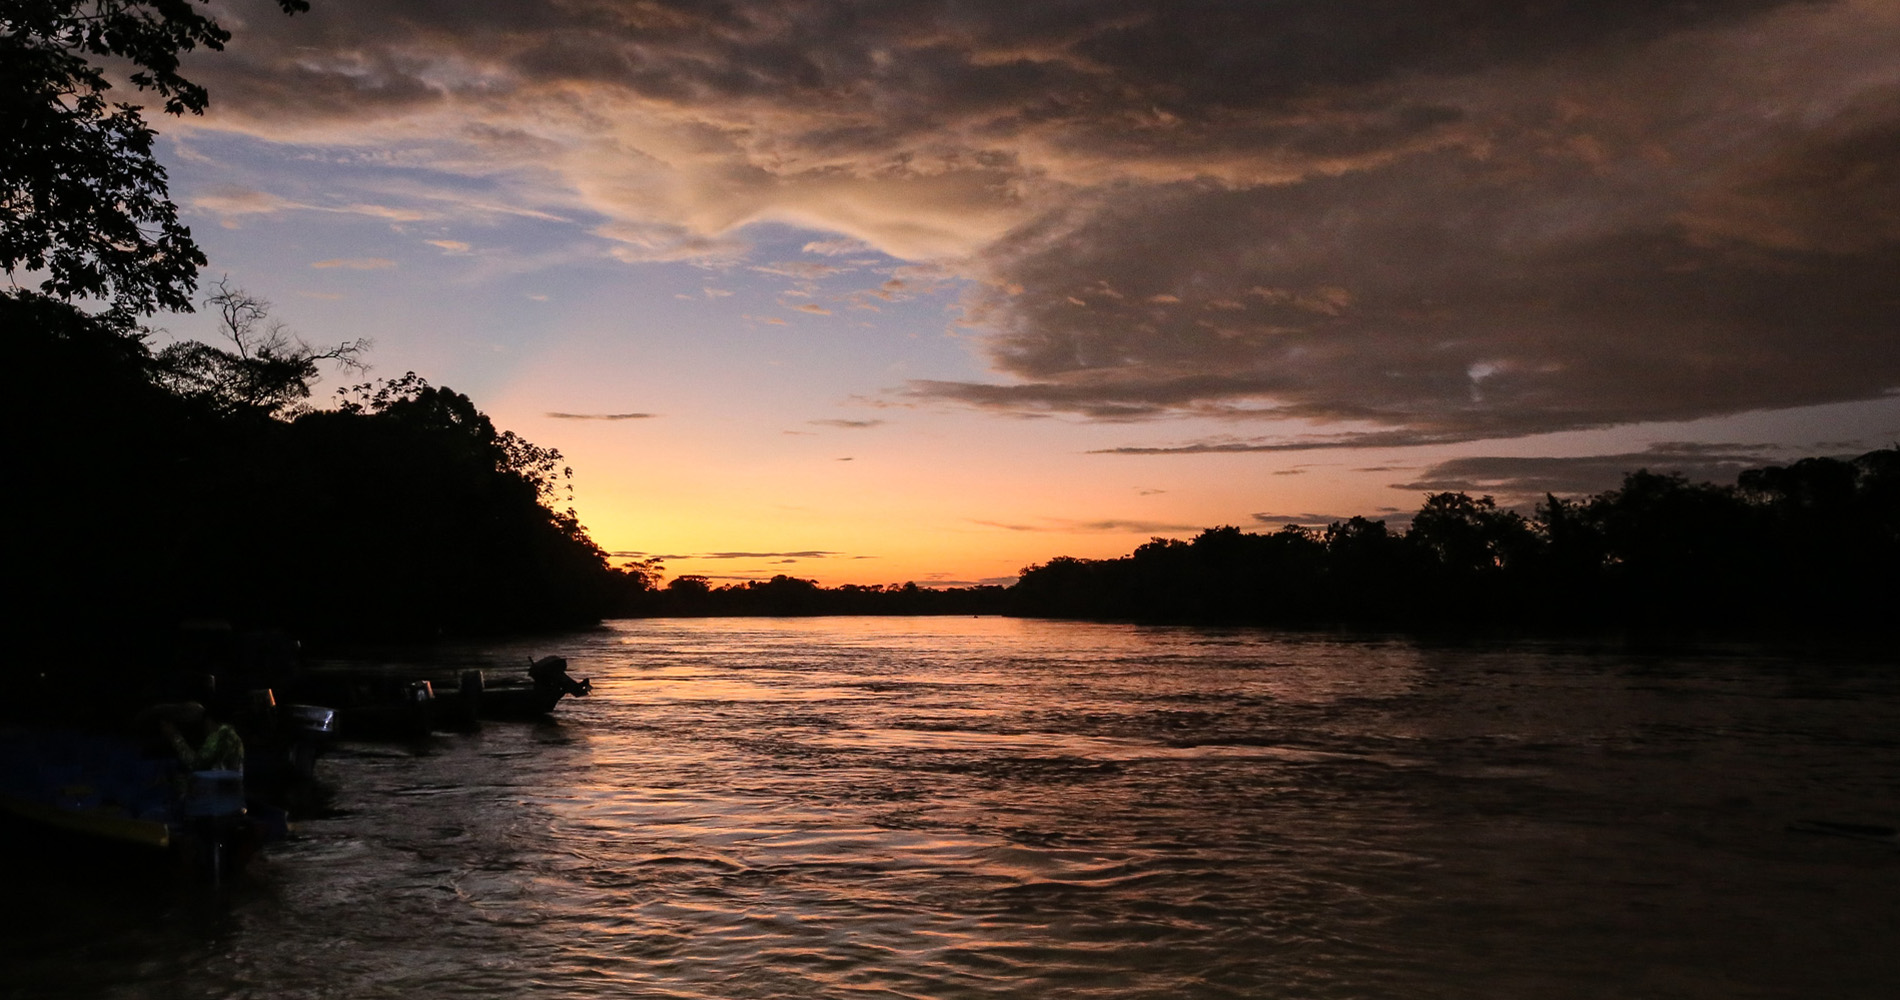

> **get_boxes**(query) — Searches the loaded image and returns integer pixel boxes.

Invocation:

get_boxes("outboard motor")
[450,669,484,728]
[528,656,591,698]
[183,769,246,884]
[283,704,336,779]
[238,687,279,734]
[406,680,436,736]
[285,704,337,735]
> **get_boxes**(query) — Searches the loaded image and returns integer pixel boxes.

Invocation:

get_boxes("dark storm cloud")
[1088,426,1491,455]
[932,141,1900,442]
[191,0,1900,443]
[1388,442,1787,505]
[204,0,1796,119]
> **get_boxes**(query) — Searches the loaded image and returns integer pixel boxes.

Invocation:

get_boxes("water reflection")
[9,618,1900,998]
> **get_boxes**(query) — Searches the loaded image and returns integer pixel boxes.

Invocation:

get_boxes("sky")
[149,0,1900,587]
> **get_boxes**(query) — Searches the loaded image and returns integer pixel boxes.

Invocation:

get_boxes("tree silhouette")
[1,0,309,315]
[155,278,369,417]
[667,575,712,599]
[1008,451,1899,634]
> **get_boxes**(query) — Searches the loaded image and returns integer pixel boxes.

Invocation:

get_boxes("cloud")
[1388,442,1787,505]
[340,202,430,223]
[1087,427,1488,454]
[181,0,1900,444]
[191,186,439,226]
[427,239,472,253]
[793,302,833,315]
[612,550,847,564]
[545,411,657,420]
[1250,512,1380,527]
[700,551,840,560]
[802,237,874,256]
[310,257,397,270]
[191,186,300,220]
[753,261,847,280]
[972,517,1205,534]
[808,419,885,429]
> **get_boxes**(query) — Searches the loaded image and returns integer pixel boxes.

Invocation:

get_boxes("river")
[6,617,1898,998]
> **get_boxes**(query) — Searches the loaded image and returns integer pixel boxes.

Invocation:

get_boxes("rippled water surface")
[10,618,1900,999]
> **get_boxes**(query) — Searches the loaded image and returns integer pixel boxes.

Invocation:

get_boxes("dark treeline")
[612,449,1900,630]
[14,286,1895,651]
[625,575,1008,617]
[16,2,1893,653]
[8,291,646,656]
[1008,451,1900,632]
[4,1,653,659]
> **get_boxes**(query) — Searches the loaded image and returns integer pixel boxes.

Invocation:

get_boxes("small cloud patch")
[1250,512,1364,526]
[802,237,873,256]
[972,517,1203,534]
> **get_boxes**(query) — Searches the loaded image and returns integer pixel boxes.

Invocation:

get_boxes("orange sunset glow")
[35,0,1900,586]
[8,6,1900,997]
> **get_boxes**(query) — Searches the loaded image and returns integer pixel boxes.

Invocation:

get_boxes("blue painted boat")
[0,728,178,848]
[0,728,256,878]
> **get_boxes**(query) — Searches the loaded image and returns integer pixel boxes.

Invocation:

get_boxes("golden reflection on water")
[9,618,1900,999]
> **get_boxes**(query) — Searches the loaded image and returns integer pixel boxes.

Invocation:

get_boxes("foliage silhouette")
[612,444,1896,631]
[1,1,309,315]
[1008,452,1900,633]
[4,292,644,659]
[627,575,1004,618]
[156,278,370,417]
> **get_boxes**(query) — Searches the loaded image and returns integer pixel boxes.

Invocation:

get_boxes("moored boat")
[466,656,591,720]
[0,727,262,880]
[284,672,437,739]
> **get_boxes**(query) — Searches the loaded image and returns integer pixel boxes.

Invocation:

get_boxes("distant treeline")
[14,290,1897,652]
[623,576,1008,617]
[621,444,1899,632]
[1005,450,1899,632]
[8,292,646,655]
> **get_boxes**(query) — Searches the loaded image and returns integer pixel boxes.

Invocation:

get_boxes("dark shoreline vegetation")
[8,291,645,657]
[636,445,1900,634]
[1000,450,1899,633]
[11,290,1900,654]
[12,283,1896,660]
